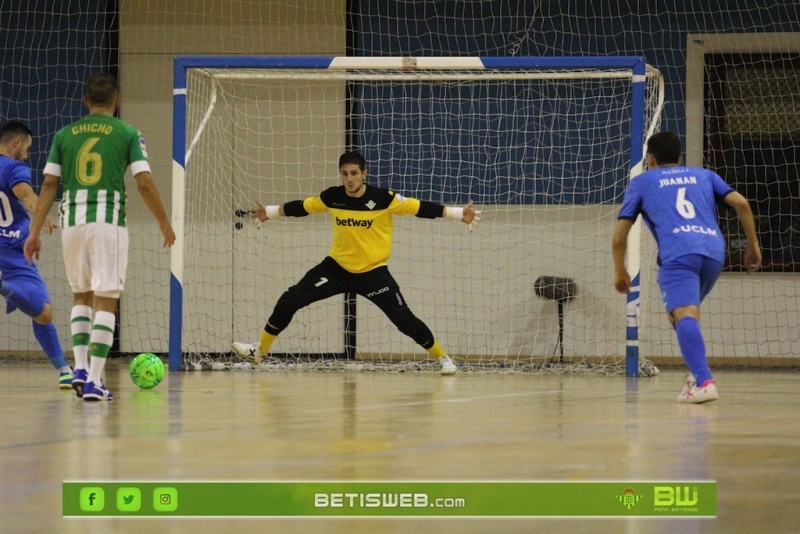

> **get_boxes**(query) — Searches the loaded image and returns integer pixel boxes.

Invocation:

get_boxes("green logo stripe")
[63,482,717,517]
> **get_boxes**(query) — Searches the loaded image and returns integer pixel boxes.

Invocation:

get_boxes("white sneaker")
[439,355,457,375]
[677,380,719,404]
[679,373,696,398]
[232,342,263,366]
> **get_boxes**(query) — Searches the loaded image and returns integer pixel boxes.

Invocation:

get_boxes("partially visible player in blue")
[612,131,761,404]
[0,121,73,389]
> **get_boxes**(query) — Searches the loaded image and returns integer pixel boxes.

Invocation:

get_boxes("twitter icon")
[117,487,141,512]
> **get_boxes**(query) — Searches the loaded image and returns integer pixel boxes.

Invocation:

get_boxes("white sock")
[87,311,115,384]
[88,356,107,385]
[70,305,93,370]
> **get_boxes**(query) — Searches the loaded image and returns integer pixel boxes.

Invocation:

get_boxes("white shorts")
[62,223,129,298]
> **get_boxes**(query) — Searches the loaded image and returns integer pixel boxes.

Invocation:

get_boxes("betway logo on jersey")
[336,216,373,228]
[672,225,718,236]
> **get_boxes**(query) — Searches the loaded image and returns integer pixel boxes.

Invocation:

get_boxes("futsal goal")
[171,56,664,375]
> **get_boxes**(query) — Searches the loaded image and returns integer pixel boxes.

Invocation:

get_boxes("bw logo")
[617,488,642,510]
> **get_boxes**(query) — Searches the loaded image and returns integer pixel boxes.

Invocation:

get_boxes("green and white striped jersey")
[44,113,151,228]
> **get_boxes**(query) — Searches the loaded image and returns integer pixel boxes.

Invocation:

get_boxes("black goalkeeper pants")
[265,256,436,349]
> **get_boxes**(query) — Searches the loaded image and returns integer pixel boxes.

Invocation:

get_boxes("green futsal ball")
[130,353,165,389]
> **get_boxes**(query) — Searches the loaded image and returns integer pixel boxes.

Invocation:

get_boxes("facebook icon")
[79,487,105,512]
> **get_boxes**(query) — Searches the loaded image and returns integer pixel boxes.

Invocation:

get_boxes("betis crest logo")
[617,488,642,510]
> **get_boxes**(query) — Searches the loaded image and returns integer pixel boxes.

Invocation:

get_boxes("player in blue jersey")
[612,131,761,404]
[0,121,74,389]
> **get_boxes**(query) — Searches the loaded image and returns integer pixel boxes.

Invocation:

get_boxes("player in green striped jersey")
[25,73,175,401]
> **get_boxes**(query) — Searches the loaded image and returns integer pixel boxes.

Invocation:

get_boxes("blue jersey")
[0,155,32,251]
[618,165,734,265]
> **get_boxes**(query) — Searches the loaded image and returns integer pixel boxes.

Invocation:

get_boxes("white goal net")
[174,57,664,374]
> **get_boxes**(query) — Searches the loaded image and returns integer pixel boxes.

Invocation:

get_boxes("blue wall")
[354,78,631,205]
[355,1,800,136]
[353,1,800,204]
[3,1,798,199]
[0,0,114,184]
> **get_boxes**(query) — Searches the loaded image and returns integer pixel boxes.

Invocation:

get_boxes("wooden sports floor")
[1,361,798,533]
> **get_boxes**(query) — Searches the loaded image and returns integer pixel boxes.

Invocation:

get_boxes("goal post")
[171,56,664,374]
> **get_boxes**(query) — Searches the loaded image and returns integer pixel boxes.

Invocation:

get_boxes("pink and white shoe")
[679,373,696,397]
[677,379,719,404]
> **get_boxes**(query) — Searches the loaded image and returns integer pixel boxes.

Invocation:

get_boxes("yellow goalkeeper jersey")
[303,185,423,273]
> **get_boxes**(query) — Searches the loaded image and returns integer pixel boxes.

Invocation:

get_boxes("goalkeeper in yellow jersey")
[232,151,481,375]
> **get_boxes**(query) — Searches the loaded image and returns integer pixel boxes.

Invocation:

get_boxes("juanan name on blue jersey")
[659,176,697,187]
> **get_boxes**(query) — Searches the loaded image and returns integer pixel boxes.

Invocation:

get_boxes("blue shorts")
[0,249,51,316]
[657,254,724,313]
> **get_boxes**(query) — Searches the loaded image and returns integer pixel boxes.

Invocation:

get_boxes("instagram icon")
[153,487,178,512]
